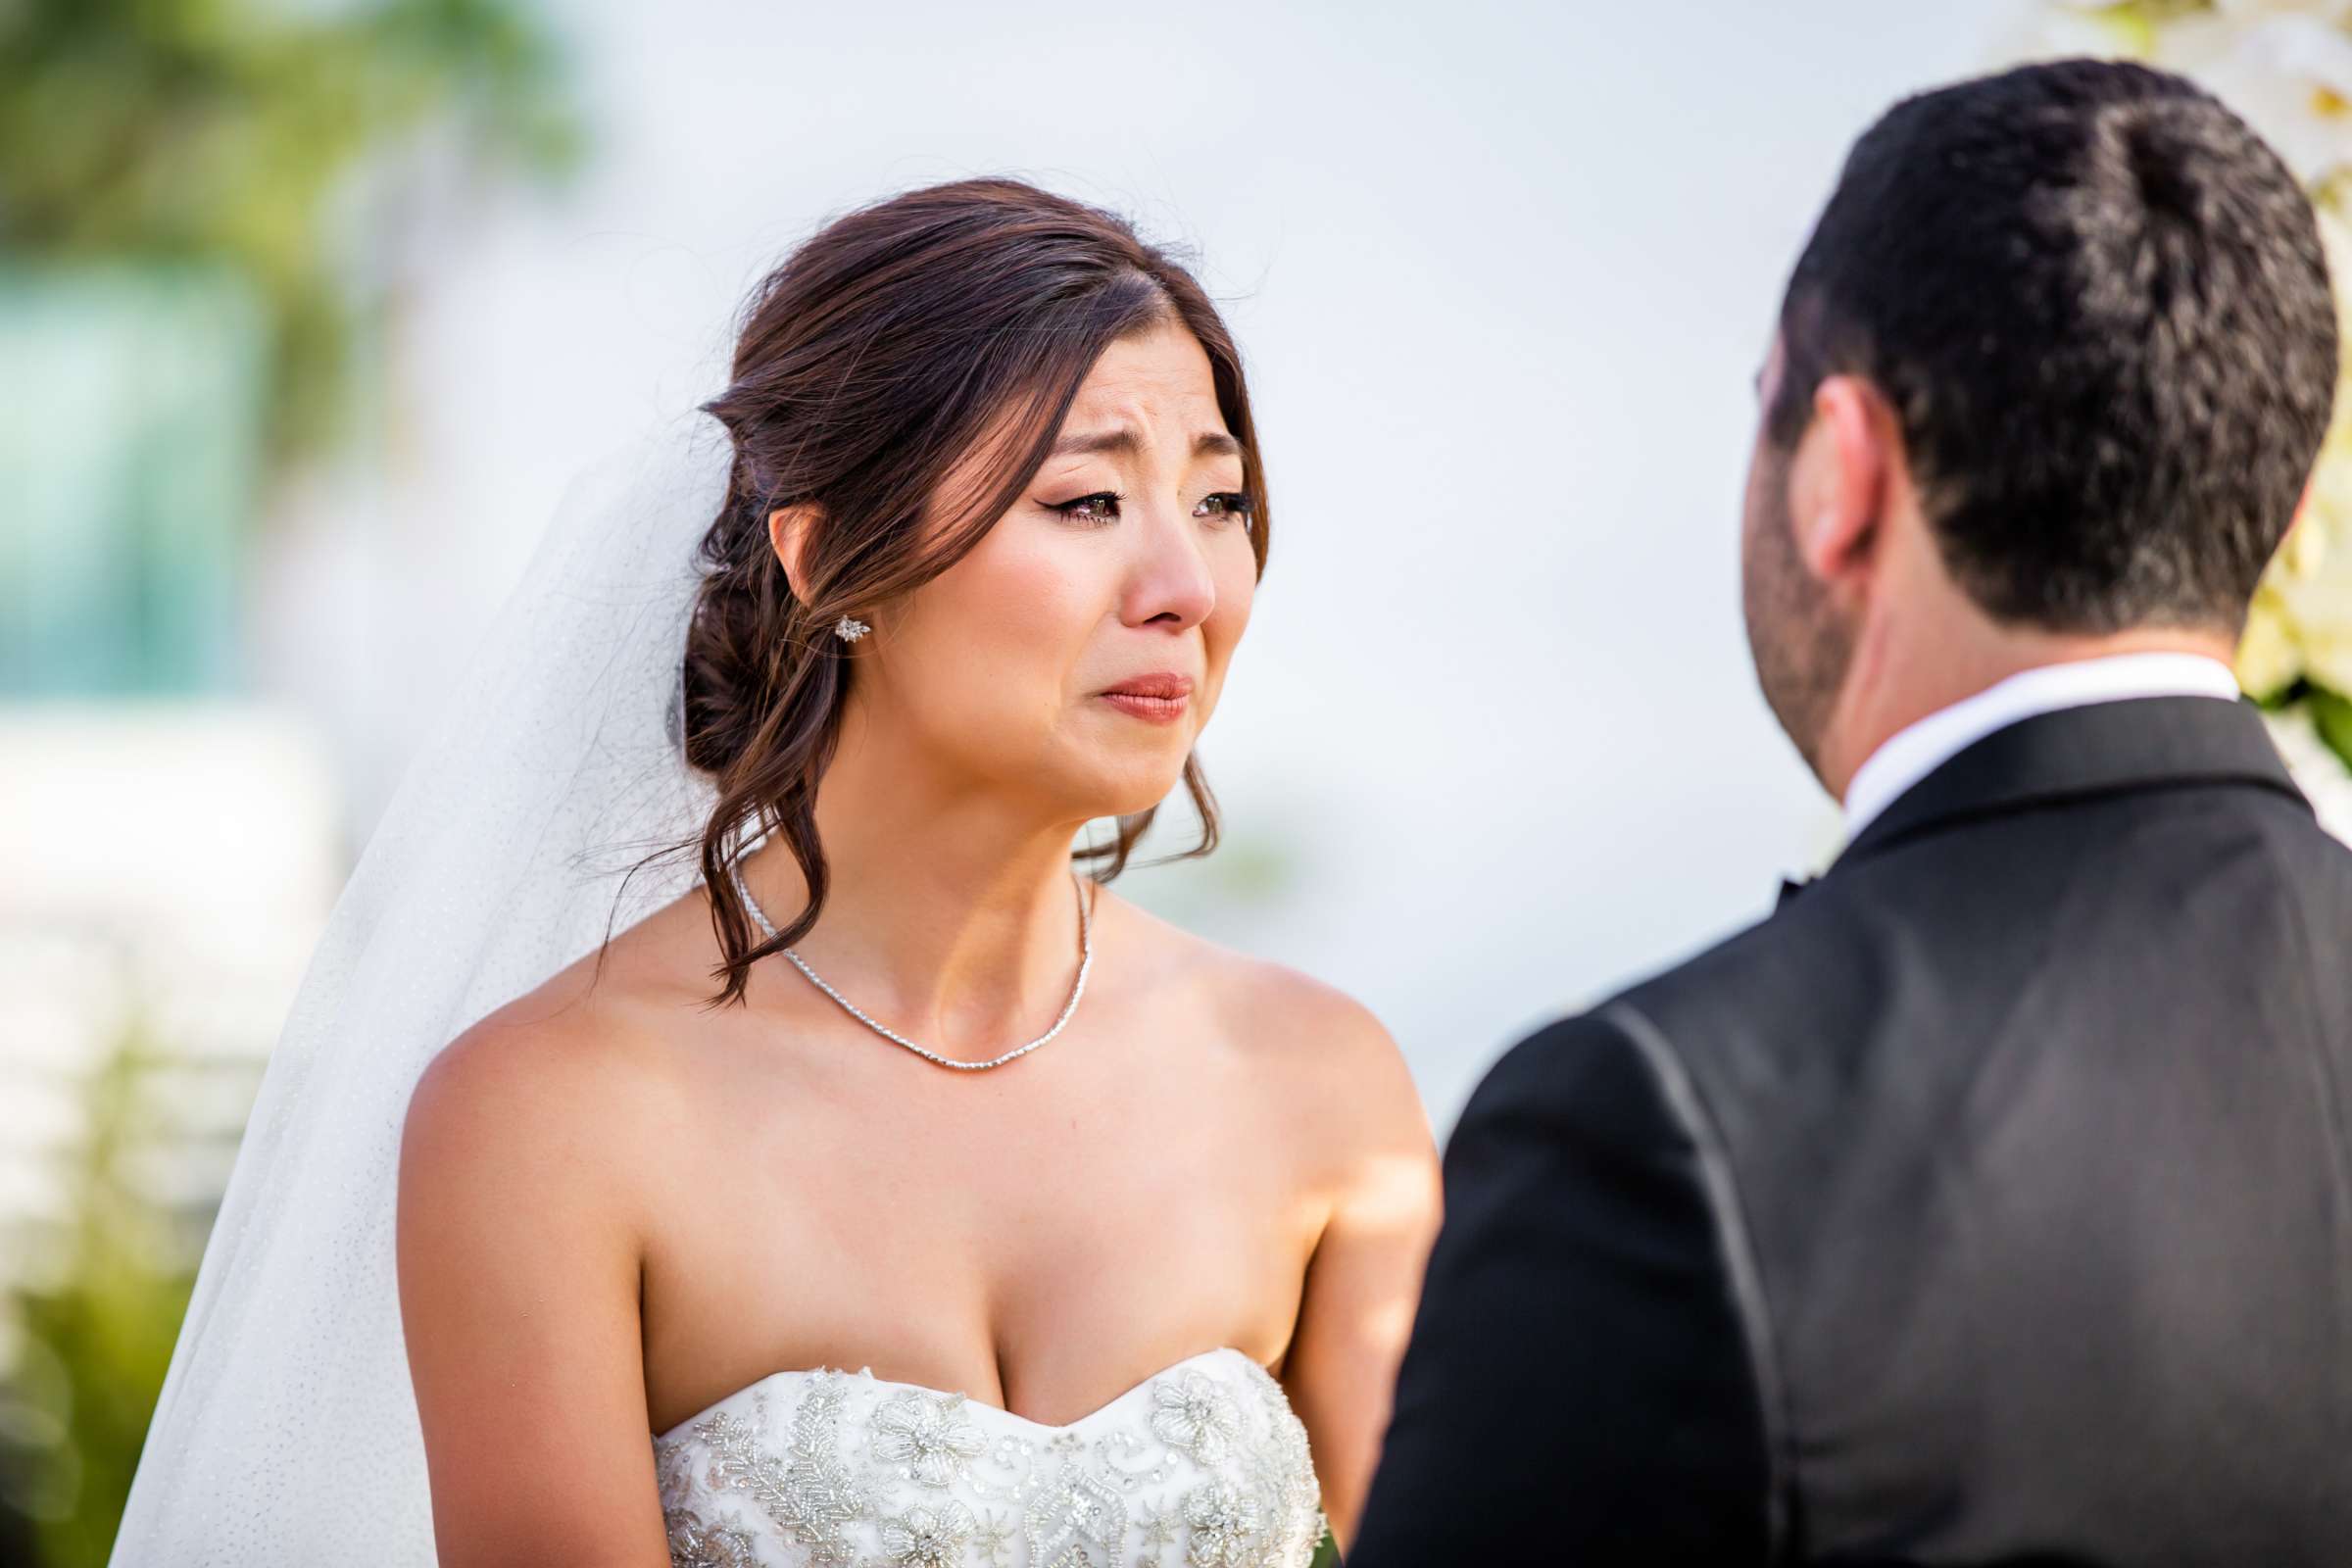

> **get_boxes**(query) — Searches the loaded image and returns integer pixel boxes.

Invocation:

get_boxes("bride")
[112,178,1438,1568]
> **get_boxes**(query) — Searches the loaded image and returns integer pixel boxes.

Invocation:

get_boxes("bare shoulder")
[1102,890,1432,1157]
[398,906,710,1551]
[400,899,710,1230]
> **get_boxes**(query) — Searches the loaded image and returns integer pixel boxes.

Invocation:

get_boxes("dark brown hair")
[1766,60,2334,634]
[675,177,1268,1007]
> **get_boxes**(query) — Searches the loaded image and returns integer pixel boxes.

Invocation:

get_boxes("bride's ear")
[767,503,825,604]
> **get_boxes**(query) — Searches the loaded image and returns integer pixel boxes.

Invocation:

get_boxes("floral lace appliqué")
[881,1499,978,1566]
[656,1440,763,1568]
[1180,1478,1260,1567]
[693,1379,866,1566]
[652,1350,1321,1568]
[1149,1370,1243,1468]
[874,1390,989,1489]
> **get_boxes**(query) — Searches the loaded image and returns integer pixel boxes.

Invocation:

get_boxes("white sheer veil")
[111,415,733,1565]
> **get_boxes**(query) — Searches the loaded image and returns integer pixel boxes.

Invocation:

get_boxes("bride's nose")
[1117,503,1217,631]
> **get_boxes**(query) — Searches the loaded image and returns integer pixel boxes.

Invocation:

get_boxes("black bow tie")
[1778,876,1815,911]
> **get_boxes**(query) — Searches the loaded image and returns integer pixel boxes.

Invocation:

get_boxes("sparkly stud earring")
[833,614,871,643]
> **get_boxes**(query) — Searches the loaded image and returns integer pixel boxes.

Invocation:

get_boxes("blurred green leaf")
[0,0,585,464]
[5,1016,197,1568]
[2310,685,2352,772]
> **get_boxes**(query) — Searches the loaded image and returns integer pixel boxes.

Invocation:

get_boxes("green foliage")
[2083,0,2218,40]
[3,1019,197,1568]
[0,0,583,459]
[2253,679,2352,771]
[2311,685,2352,771]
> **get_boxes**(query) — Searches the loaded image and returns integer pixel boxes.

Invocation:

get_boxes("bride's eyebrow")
[1051,427,1142,460]
[1048,428,1243,461]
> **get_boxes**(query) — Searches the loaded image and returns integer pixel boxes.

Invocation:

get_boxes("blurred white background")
[261,0,2018,1130]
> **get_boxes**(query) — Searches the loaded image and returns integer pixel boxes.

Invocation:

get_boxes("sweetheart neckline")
[654,1345,1259,1445]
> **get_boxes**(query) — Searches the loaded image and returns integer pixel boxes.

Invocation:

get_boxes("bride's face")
[854,318,1258,817]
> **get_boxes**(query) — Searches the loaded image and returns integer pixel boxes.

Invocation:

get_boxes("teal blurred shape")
[0,263,266,696]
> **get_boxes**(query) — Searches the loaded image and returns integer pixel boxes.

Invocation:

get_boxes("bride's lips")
[1097,672,1194,724]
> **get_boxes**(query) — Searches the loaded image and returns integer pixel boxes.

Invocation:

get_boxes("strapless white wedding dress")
[653,1347,1326,1568]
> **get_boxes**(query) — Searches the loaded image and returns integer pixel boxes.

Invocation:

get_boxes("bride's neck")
[737,714,1095,1056]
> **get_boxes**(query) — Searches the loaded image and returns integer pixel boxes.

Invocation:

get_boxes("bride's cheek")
[933,550,1068,662]
[1209,569,1256,654]
[980,526,1093,617]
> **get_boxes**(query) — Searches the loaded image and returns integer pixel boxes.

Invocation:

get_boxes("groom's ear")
[1789,373,1894,591]
[767,503,826,604]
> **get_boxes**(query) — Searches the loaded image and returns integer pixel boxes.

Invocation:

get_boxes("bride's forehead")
[1065,325,1221,422]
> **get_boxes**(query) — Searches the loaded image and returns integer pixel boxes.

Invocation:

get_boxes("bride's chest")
[637,1052,1318,1431]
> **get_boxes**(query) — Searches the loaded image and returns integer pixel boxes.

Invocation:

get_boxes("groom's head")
[1742,58,2338,785]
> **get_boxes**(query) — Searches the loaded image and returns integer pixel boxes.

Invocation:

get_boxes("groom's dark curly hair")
[1767,57,2338,634]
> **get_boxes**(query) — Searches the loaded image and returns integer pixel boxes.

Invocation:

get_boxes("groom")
[1351,59,2352,1565]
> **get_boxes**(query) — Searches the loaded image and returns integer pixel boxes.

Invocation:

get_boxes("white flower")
[666,1515,762,1568]
[879,1500,976,1568]
[2214,1,2352,29]
[2013,4,2352,179]
[2266,703,2352,843]
[2009,2,2162,61]
[2172,13,2352,178]
[2238,593,2305,699]
[1180,1478,1261,1568]
[871,1391,987,1489]
[2239,203,2352,699]
[1150,1370,1243,1468]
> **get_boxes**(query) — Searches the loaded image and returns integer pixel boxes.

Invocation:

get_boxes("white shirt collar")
[1840,652,2244,840]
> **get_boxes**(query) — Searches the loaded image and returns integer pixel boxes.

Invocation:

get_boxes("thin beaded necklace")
[727,859,1094,1072]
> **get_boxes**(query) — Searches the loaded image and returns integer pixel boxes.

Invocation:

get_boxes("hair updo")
[674,177,1269,1007]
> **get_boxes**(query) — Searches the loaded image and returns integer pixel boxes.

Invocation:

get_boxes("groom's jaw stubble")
[1742,443,1857,788]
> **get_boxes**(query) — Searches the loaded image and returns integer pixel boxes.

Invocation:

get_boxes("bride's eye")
[1052,491,1123,525]
[1196,491,1254,527]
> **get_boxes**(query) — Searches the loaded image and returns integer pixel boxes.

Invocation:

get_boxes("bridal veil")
[111,417,731,1564]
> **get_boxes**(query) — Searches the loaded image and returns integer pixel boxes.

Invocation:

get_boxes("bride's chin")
[1068,764,1191,822]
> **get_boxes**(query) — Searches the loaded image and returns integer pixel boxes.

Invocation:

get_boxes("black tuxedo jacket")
[1349,697,2352,1565]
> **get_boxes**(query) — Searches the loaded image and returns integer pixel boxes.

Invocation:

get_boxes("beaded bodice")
[654,1348,1325,1568]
